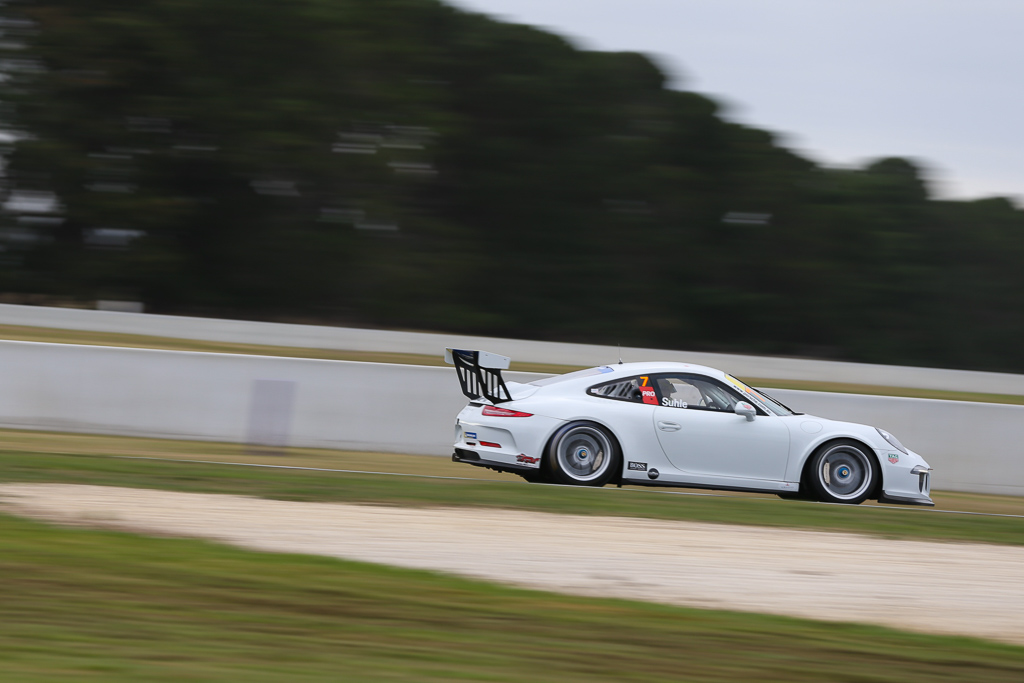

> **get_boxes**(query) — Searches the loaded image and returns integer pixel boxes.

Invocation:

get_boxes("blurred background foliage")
[1,0,1022,372]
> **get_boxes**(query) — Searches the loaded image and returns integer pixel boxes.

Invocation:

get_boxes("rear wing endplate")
[444,348,512,404]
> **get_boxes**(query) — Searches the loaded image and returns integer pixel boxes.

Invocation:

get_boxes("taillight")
[479,440,501,448]
[482,405,533,417]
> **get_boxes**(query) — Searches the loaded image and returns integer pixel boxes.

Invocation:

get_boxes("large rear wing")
[444,348,512,404]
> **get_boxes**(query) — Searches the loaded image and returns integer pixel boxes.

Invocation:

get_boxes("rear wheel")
[807,440,877,504]
[547,421,620,486]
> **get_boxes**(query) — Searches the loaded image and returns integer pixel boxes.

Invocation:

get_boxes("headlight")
[876,428,908,455]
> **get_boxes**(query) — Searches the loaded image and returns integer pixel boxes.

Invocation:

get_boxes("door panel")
[652,406,790,481]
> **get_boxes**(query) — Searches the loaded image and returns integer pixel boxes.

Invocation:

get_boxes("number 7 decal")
[639,377,658,405]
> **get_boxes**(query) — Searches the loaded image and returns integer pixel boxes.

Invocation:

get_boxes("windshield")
[725,375,797,416]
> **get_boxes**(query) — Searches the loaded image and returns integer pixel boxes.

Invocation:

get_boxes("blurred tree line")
[1,0,1023,372]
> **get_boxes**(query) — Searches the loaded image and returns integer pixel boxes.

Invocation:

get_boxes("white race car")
[446,348,933,506]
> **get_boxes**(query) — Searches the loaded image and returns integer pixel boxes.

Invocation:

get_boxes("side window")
[588,376,659,405]
[654,375,751,413]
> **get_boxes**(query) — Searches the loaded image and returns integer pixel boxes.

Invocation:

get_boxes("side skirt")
[620,477,794,496]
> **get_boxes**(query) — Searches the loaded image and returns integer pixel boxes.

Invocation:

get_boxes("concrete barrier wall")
[0,340,494,455]
[3,303,1024,396]
[0,340,1021,496]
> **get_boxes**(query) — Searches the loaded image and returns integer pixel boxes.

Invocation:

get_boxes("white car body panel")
[448,356,933,505]
[456,404,565,468]
[652,405,791,481]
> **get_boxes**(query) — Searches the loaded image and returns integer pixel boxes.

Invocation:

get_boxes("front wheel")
[807,440,877,504]
[547,421,620,486]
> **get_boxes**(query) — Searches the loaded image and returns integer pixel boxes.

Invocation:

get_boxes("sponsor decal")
[648,468,660,480]
[465,431,477,440]
[628,461,648,471]
[661,398,687,408]
[598,366,614,373]
[516,454,540,465]
[725,375,770,411]
[725,375,771,413]
[640,386,658,405]
[888,453,900,464]
[725,375,751,393]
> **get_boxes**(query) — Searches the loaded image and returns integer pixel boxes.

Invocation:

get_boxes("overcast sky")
[448,0,1022,203]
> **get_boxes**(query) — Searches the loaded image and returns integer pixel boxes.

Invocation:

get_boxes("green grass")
[3,441,1024,548]
[5,429,1023,516]
[3,322,1024,404]
[2,512,1023,682]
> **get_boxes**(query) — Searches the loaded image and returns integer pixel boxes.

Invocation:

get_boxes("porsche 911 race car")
[445,348,933,506]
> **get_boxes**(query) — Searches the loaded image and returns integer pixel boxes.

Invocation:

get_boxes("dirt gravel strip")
[3,483,1024,646]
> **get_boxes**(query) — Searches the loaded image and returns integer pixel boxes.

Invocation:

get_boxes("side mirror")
[734,401,756,421]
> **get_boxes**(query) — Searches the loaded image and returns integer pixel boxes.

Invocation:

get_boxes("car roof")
[530,361,730,390]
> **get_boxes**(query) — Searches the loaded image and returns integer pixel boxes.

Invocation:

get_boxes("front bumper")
[878,491,934,506]
[879,449,934,506]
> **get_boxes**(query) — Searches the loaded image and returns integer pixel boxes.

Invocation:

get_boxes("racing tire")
[806,439,877,505]
[546,421,620,487]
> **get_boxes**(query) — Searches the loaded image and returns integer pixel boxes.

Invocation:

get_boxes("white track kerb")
[0,305,1023,496]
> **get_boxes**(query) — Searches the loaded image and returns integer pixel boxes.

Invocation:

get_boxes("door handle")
[657,421,681,432]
